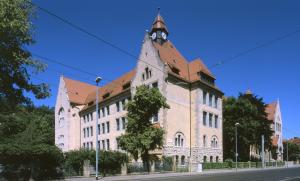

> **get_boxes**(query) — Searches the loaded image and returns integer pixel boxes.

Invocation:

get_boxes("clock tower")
[150,9,169,44]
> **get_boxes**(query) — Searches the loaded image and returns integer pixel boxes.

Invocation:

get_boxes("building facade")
[55,13,224,165]
[249,99,284,161]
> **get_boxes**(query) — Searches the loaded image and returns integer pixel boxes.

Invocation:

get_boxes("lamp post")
[95,76,102,180]
[286,141,289,168]
[235,122,240,172]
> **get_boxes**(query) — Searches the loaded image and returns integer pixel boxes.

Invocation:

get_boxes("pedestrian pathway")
[63,165,300,181]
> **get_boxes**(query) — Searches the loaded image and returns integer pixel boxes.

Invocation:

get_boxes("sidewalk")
[63,165,300,181]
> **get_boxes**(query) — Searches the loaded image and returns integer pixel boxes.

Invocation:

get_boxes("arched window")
[175,132,184,147]
[216,156,219,162]
[203,156,207,163]
[210,156,213,162]
[58,107,65,127]
[211,136,218,148]
[142,67,153,81]
[175,155,179,165]
[181,156,185,165]
[203,135,207,147]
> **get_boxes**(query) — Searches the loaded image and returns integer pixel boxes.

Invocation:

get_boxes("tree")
[0,0,49,107]
[283,142,300,161]
[223,93,273,161]
[0,105,64,180]
[118,85,169,173]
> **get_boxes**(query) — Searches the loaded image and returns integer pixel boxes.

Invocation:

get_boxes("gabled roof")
[63,77,96,105]
[152,40,215,82]
[83,69,136,109]
[265,101,277,122]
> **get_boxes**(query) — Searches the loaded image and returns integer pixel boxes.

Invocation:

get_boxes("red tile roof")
[290,137,300,146]
[265,102,277,122]
[152,40,214,82]
[63,77,96,105]
[62,40,216,109]
[83,69,136,108]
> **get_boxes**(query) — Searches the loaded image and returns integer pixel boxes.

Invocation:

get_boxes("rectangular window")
[102,123,105,134]
[203,112,207,126]
[122,117,126,130]
[90,126,93,136]
[209,94,213,107]
[154,112,158,122]
[122,99,126,110]
[116,101,120,112]
[215,115,218,128]
[106,139,110,150]
[209,113,213,127]
[87,127,90,137]
[214,96,218,108]
[98,110,100,119]
[106,121,110,133]
[102,140,105,150]
[97,141,100,150]
[98,124,100,135]
[116,118,120,131]
[90,142,93,149]
[102,108,105,117]
[152,82,158,88]
[87,142,89,149]
[203,91,207,104]
[83,128,86,138]
[84,115,86,123]
[83,142,86,148]
[87,114,90,122]
[106,106,110,115]
[116,138,120,150]
[90,113,93,121]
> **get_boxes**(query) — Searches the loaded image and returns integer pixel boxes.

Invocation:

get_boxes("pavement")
[62,166,300,181]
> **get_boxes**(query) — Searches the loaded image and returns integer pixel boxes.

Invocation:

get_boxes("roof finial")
[157,7,160,15]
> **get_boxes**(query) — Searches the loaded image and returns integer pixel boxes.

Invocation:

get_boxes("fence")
[63,160,298,177]
[202,161,286,170]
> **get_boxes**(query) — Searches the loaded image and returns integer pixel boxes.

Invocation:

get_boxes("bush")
[98,150,128,176]
[203,162,230,170]
[64,149,95,176]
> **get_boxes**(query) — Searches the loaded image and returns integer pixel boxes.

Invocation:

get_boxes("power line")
[27,1,165,75]
[208,28,300,69]
[29,1,300,79]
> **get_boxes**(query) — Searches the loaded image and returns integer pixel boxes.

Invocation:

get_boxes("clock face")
[151,32,156,40]
[161,32,167,40]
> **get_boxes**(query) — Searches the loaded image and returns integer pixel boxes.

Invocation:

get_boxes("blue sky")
[29,0,300,139]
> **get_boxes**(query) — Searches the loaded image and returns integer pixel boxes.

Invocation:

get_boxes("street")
[65,167,300,181]
[120,167,300,181]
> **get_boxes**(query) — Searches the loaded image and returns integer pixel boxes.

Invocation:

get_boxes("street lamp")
[235,122,240,172]
[95,76,102,180]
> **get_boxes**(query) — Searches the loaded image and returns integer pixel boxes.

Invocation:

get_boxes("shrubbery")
[64,149,128,177]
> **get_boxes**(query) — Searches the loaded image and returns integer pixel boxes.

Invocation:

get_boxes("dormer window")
[171,67,180,75]
[122,82,130,90]
[198,72,215,85]
[103,93,110,99]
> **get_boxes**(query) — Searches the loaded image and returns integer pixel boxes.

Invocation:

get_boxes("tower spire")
[150,8,169,44]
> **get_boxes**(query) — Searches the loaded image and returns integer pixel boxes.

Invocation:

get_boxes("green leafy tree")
[0,105,64,180]
[118,85,169,172]
[0,0,49,107]
[223,93,273,161]
[283,142,300,161]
